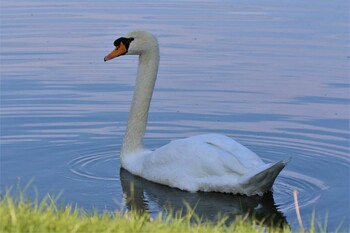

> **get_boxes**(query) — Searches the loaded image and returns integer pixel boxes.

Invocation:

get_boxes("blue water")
[1,0,349,231]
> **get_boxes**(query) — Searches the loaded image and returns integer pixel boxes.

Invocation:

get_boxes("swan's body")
[104,30,288,196]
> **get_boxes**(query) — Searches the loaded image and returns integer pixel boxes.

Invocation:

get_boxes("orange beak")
[104,42,127,62]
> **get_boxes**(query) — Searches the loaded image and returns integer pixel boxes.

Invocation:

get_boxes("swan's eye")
[114,38,122,47]
[114,37,134,49]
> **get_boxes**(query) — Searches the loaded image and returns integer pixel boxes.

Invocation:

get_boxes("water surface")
[1,0,349,231]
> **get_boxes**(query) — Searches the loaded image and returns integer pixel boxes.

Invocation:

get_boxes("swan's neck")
[121,47,159,158]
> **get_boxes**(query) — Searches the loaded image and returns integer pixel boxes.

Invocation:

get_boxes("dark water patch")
[325,82,350,89]
[293,96,349,105]
[295,118,350,131]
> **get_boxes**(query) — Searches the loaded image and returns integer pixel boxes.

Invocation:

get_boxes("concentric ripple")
[66,129,348,221]
[67,151,120,181]
[274,171,328,212]
[237,129,348,223]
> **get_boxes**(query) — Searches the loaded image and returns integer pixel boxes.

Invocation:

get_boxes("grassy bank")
[0,189,342,233]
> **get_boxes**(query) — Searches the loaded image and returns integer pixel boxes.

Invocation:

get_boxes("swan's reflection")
[120,168,288,228]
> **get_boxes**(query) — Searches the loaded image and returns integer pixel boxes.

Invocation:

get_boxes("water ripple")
[67,151,119,181]
[66,129,347,219]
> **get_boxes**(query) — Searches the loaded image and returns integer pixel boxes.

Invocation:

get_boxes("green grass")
[0,188,345,233]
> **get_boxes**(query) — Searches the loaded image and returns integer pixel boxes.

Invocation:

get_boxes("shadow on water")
[120,168,289,228]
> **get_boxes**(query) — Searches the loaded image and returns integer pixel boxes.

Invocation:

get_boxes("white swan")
[104,30,288,196]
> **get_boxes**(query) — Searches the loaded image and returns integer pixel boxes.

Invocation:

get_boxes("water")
[1,0,349,230]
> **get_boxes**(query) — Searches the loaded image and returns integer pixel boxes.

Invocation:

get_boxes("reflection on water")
[120,168,288,228]
[1,0,349,231]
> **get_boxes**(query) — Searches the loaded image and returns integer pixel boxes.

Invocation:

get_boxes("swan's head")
[104,30,158,62]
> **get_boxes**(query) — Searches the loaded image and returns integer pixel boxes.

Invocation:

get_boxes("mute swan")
[104,30,288,196]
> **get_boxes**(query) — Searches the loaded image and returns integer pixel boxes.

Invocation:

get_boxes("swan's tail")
[239,159,289,196]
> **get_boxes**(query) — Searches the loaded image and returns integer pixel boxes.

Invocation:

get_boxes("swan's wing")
[189,134,265,169]
[141,134,265,190]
